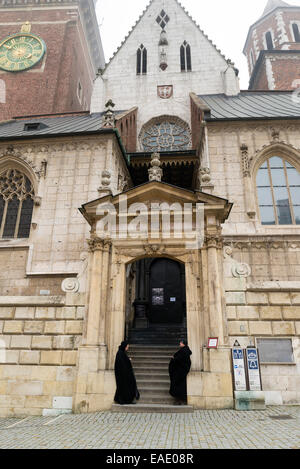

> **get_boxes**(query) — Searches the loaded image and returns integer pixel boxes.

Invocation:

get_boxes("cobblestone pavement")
[0,406,299,449]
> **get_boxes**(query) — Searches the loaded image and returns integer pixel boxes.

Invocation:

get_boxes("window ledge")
[260,362,296,366]
[0,239,30,249]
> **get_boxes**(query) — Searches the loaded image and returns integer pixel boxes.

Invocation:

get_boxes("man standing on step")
[114,341,140,405]
[169,340,192,405]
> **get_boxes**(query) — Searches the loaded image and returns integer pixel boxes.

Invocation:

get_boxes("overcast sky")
[96,0,300,89]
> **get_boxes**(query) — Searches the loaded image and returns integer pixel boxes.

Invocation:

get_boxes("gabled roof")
[80,180,233,225]
[198,91,300,121]
[101,0,235,72]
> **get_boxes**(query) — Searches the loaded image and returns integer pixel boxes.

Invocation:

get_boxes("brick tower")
[243,0,300,90]
[0,0,105,120]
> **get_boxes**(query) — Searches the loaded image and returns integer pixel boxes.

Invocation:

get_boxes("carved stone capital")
[88,237,112,253]
[204,235,223,249]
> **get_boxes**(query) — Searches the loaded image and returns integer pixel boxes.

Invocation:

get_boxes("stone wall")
[224,273,300,405]
[0,294,84,417]
[0,134,130,295]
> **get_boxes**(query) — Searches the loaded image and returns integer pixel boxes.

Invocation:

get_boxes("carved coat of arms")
[157,85,173,99]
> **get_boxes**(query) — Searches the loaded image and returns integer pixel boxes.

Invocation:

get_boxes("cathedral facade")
[0,0,299,416]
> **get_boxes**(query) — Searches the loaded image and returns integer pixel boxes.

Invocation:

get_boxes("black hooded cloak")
[169,343,192,401]
[114,341,140,405]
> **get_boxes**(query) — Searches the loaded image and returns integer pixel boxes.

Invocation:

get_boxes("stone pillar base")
[73,345,115,414]
[187,348,234,410]
[234,391,266,411]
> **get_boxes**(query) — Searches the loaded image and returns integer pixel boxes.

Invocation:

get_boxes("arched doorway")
[149,258,185,324]
[126,257,186,345]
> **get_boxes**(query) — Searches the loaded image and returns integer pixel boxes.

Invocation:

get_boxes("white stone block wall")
[91,0,239,143]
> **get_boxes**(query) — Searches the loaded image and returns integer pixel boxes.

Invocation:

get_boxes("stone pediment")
[80,181,233,227]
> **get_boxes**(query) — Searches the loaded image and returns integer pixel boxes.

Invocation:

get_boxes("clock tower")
[0,0,105,121]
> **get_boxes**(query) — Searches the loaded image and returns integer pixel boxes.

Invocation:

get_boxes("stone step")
[111,404,194,414]
[135,372,169,380]
[130,358,171,364]
[137,379,170,385]
[128,344,179,354]
[133,368,169,376]
[129,349,174,355]
[138,386,170,399]
[138,395,176,404]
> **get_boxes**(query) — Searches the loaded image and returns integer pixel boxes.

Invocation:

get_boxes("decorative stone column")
[204,217,226,345]
[107,248,127,369]
[86,237,111,369]
[185,251,203,372]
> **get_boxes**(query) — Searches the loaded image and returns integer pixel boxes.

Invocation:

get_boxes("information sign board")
[232,348,247,391]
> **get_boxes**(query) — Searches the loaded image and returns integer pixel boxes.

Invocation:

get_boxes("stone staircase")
[128,322,188,345]
[112,344,194,413]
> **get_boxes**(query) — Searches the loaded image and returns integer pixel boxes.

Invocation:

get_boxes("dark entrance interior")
[126,257,187,345]
[149,258,183,324]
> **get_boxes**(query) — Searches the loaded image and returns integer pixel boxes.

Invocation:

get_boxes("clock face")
[0,33,46,72]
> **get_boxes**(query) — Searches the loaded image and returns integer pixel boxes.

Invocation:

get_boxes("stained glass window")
[0,169,35,238]
[140,118,192,152]
[256,157,300,225]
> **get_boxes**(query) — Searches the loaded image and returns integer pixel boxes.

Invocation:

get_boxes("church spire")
[261,0,291,17]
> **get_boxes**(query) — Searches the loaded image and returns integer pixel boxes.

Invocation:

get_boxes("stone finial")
[148,152,163,182]
[101,170,111,188]
[98,170,112,195]
[200,167,211,184]
[102,100,116,128]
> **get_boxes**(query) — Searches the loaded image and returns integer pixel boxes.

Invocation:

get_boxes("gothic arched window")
[140,117,192,152]
[137,45,147,75]
[256,157,300,225]
[265,31,274,50]
[180,41,192,72]
[0,169,35,238]
[292,23,300,42]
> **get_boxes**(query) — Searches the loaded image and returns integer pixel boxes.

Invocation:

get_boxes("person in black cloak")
[114,340,140,405]
[169,339,192,405]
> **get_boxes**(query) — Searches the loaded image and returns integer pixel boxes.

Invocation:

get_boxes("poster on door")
[246,348,262,391]
[232,348,247,391]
